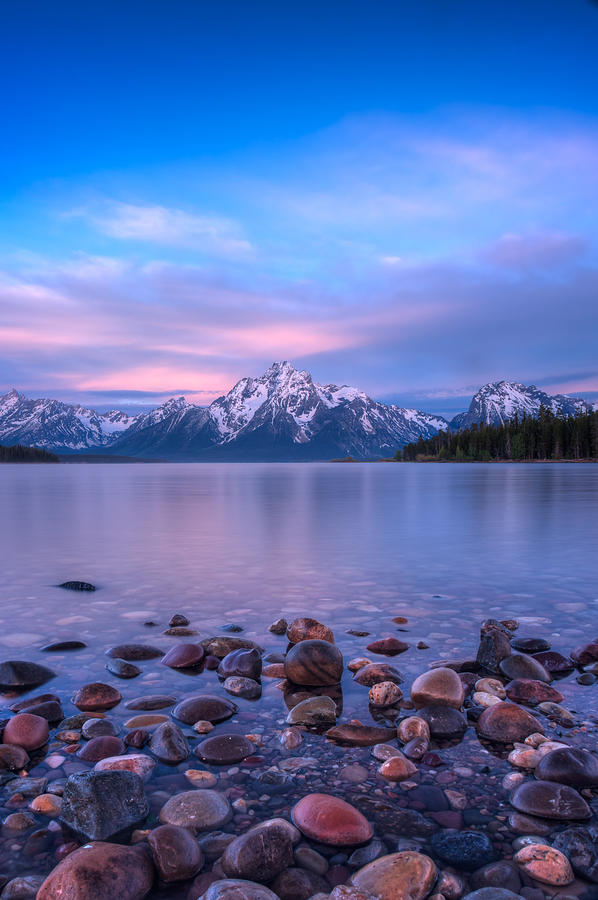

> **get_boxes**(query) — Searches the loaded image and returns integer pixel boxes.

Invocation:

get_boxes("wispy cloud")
[66,201,254,258]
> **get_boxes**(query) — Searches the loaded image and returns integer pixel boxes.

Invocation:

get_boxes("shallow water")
[0,462,597,895]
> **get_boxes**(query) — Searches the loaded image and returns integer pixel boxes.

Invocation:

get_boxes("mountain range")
[0,362,592,460]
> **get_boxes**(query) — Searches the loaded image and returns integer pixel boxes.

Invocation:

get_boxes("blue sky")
[1,0,597,416]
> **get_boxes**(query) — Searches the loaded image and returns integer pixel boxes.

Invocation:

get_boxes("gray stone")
[60,770,149,842]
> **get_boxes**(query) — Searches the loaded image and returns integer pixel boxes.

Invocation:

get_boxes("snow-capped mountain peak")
[450,380,588,430]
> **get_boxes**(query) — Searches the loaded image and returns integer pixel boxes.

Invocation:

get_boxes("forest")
[0,443,59,462]
[399,407,598,462]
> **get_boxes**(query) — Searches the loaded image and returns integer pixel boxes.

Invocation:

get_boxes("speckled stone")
[350,852,437,900]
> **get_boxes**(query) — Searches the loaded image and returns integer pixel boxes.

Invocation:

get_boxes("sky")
[1,0,597,418]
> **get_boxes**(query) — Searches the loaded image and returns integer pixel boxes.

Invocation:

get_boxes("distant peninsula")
[0,443,59,463]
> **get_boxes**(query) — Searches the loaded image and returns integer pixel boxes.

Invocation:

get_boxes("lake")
[1,462,597,896]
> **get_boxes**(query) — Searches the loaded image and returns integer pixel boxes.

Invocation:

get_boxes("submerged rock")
[58,580,96,591]
[286,695,337,725]
[410,667,465,709]
[325,723,396,746]
[477,702,543,743]
[148,823,204,882]
[285,639,343,686]
[106,643,164,661]
[292,793,373,845]
[430,831,497,870]
[159,789,232,831]
[510,779,591,820]
[61,770,149,841]
[37,842,153,900]
[218,648,262,680]
[162,643,205,668]
[353,663,403,686]
[196,733,254,765]
[72,682,122,711]
[349,852,437,900]
[221,822,294,882]
[149,721,190,764]
[535,747,598,788]
[173,694,237,725]
[0,660,55,690]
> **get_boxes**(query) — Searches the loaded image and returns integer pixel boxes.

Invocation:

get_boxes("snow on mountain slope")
[0,389,140,451]
[450,381,588,431]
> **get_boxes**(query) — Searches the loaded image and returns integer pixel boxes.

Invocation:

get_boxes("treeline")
[399,407,598,462]
[0,443,59,463]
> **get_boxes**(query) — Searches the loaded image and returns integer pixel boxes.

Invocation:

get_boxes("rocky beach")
[0,597,597,900]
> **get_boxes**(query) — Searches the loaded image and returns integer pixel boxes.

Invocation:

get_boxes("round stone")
[82,718,119,739]
[149,721,190,764]
[353,663,403,686]
[159,789,232,831]
[349,852,437,900]
[378,753,418,782]
[510,779,591,820]
[552,826,598,882]
[0,660,55,690]
[416,705,467,739]
[366,637,409,656]
[218,648,262,680]
[535,747,598,788]
[325,723,397,746]
[125,694,177,710]
[200,880,278,900]
[284,640,343,686]
[72,682,122,711]
[514,844,574,885]
[286,695,337,725]
[195,733,254,765]
[511,637,551,653]
[474,678,506,698]
[0,744,29,769]
[224,676,261,699]
[499,654,551,683]
[221,822,295,882]
[287,617,335,644]
[37,841,154,900]
[505,679,563,705]
[571,642,598,666]
[430,831,497,871]
[148,823,204,882]
[397,716,430,743]
[3,713,49,750]
[369,681,403,707]
[78,736,126,762]
[532,651,574,674]
[410,667,465,709]
[106,643,164,661]
[162,643,205,668]
[292,794,373,846]
[172,694,237,725]
[477,702,543,743]
[106,658,141,678]
[95,753,156,780]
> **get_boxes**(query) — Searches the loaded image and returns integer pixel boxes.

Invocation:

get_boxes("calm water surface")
[1,463,597,895]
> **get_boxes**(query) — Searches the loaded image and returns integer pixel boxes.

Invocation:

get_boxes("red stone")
[78,736,126,762]
[162,643,205,668]
[292,793,373,846]
[72,683,122,711]
[366,638,409,656]
[3,713,49,751]
[477,701,543,743]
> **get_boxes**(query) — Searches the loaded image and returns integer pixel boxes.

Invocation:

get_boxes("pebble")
[37,841,154,899]
[105,643,164,660]
[509,779,591,820]
[3,713,49,750]
[430,831,497,870]
[349,851,437,900]
[149,721,190,764]
[535,746,598,787]
[284,639,343,686]
[221,822,294,882]
[196,734,255,765]
[148,823,204,882]
[366,637,409,656]
[353,663,403,686]
[378,752,418,781]
[368,681,403,707]
[287,617,335,644]
[162,642,205,668]
[185,769,218,788]
[325,723,397,746]
[72,682,122,711]
[476,702,543,743]
[173,694,237,725]
[94,753,156,780]
[499,654,551,683]
[224,676,262,699]
[397,716,430,743]
[61,770,149,842]
[475,677,506,698]
[410,667,465,709]
[77,735,125,762]
[292,794,373,845]
[514,844,574,885]
[286,695,337,725]
[159,789,232,831]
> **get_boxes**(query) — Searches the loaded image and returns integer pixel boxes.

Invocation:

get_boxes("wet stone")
[222,822,294,882]
[169,613,190,627]
[148,822,204,882]
[511,637,551,653]
[81,717,119,739]
[349,851,437,900]
[224,676,262,699]
[0,660,56,690]
[200,879,279,900]
[105,657,141,678]
[124,694,177,710]
[505,678,563,705]
[325,723,396,746]
[158,789,232,831]
[416,705,467,739]
[196,733,254,765]
[288,617,335,644]
[366,637,409,656]
[353,663,403,686]
[270,866,329,900]
[106,643,164,661]
[571,641,598,666]
[430,831,497,871]
[61,770,149,841]
[514,844,574,886]
[78,735,126,762]
[476,627,511,673]
[201,636,263,658]
[18,699,63,721]
[3,712,49,750]
[532,650,574,673]
[269,618,288,635]
[173,694,237,725]
[95,753,156,780]
[378,752,418,781]
[37,841,154,900]
[41,639,87,651]
[1,876,45,898]
[72,682,122,711]
[369,681,402,707]
[476,702,543,743]
[285,639,343,686]
[218,648,262,680]
[162,642,205,668]
[509,779,591,820]
[286,695,337,725]
[0,744,29,770]
[499,654,551,683]
[535,747,598,787]
[150,721,190,764]
[292,794,373,846]
[410,667,465,709]
[552,826,598,883]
